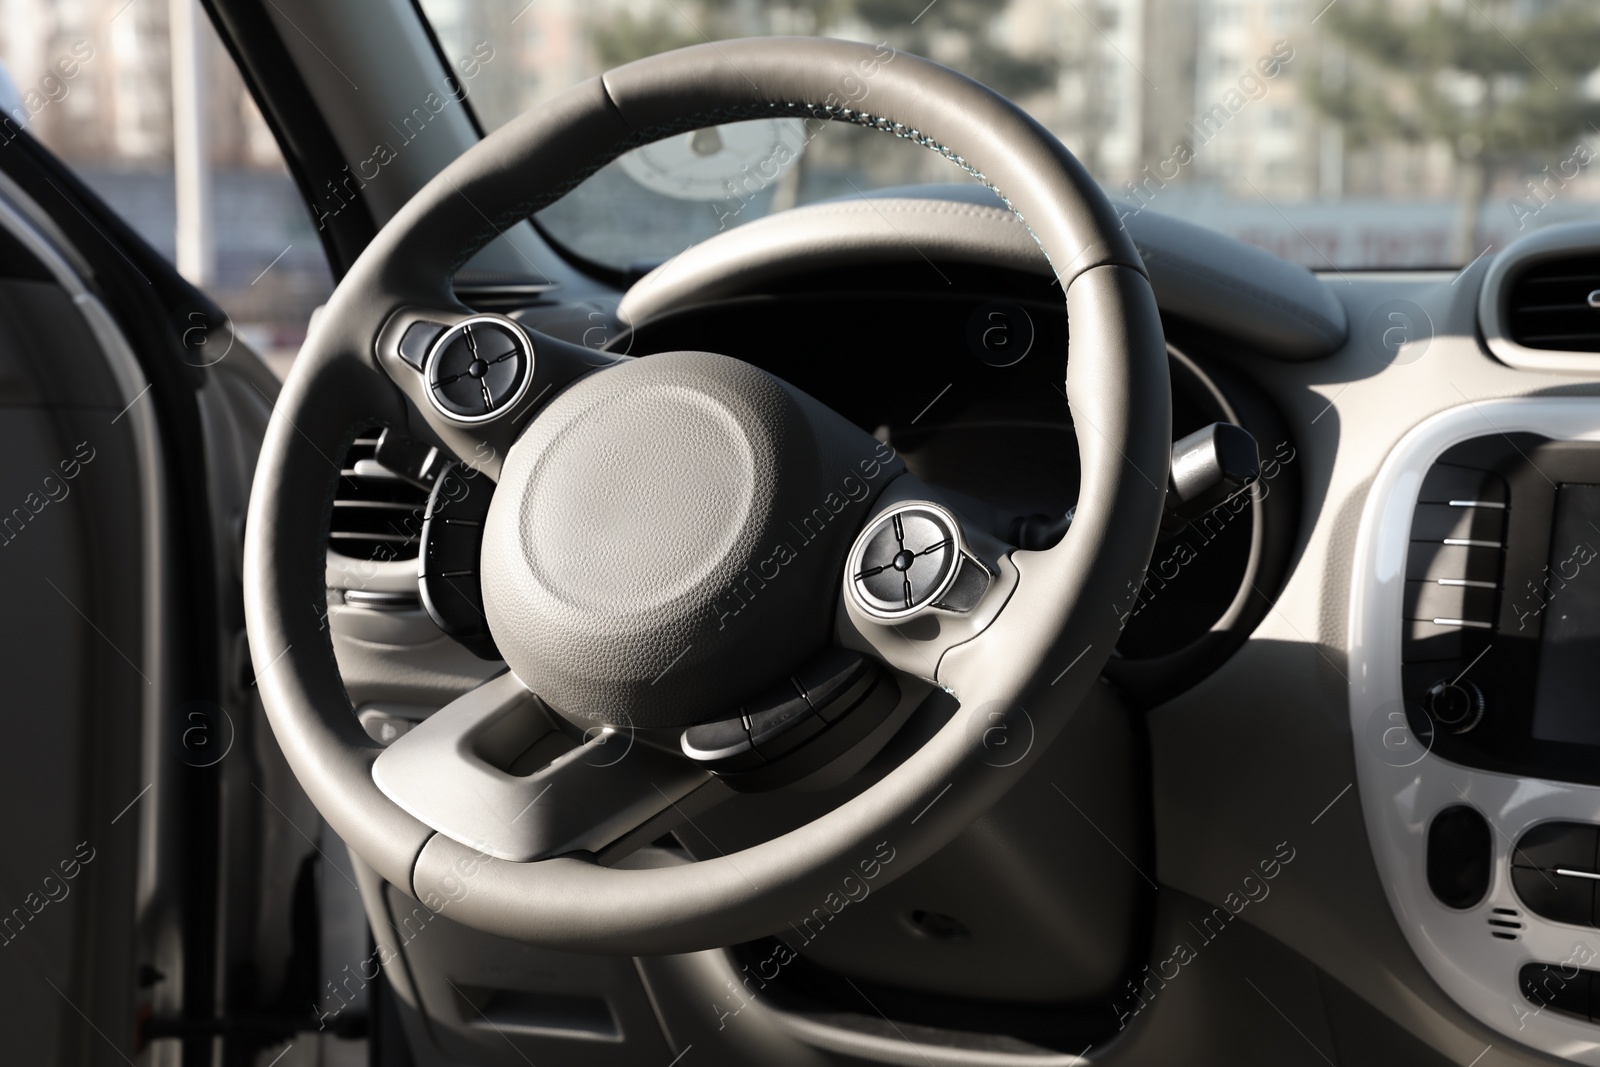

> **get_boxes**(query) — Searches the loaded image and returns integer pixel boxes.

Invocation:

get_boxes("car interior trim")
[1480,221,1600,374]
[1351,395,1600,1062]
[0,170,181,1041]
[618,185,1348,360]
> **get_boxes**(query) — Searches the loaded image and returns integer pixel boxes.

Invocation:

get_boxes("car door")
[0,63,391,1064]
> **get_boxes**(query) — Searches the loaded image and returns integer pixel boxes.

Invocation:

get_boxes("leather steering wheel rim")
[242,36,1170,954]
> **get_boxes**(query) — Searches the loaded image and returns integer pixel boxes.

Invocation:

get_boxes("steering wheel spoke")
[372,671,709,862]
[836,472,1020,686]
[374,306,623,479]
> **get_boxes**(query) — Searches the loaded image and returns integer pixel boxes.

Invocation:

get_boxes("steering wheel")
[242,37,1170,954]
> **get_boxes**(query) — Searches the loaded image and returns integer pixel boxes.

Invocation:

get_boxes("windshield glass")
[420,0,1600,272]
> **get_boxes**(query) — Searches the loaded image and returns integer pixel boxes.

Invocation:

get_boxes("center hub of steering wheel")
[480,350,896,728]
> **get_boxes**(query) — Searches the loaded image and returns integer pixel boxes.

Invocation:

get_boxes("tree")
[1305,0,1600,262]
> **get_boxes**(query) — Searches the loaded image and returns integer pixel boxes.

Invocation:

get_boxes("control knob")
[1426,678,1485,734]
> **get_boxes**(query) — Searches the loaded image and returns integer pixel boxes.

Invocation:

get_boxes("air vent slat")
[330,531,419,544]
[328,433,429,561]
[1507,255,1600,353]
[1510,268,1600,281]
[333,500,422,511]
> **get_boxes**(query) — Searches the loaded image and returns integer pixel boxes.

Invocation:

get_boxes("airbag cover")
[481,350,888,727]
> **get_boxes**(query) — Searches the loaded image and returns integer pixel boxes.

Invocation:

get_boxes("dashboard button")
[1410,503,1507,543]
[1404,581,1497,624]
[425,318,532,421]
[1510,825,1600,870]
[434,367,489,416]
[1426,806,1491,909]
[1405,542,1503,584]
[1417,464,1508,506]
[1404,620,1467,661]
[397,321,446,371]
[1514,822,1600,872]
[468,321,518,361]
[1425,679,1485,734]
[417,465,498,659]
[1520,963,1593,1019]
[1512,867,1596,927]
[358,709,418,746]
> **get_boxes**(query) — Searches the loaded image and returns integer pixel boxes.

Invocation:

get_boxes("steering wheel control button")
[358,709,421,747]
[846,501,990,621]
[397,320,446,371]
[372,427,445,490]
[681,716,762,770]
[857,509,954,608]
[745,685,824,759]
[418,463,500,660]
[424,316,533,422]
[683,651,891,778]
[794,648,875,723]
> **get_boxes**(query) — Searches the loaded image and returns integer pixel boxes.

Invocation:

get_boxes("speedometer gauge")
[618,118,808,202]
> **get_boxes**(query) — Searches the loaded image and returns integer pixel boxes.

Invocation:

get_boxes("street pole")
[170,0,213,287]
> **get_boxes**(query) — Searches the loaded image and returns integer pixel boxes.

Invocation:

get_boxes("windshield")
[420,0,1600,272]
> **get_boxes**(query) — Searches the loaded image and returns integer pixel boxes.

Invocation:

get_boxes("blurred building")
[0,0,281,168]
[1000,0,1318,199]
[1003,0,1152,182]
[1,0,1595,293]
[422,0,589,130]
[0,0,331,363]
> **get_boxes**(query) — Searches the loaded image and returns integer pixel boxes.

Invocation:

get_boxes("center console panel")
[1350,399,1600,1065]
[1402,434,1600,785]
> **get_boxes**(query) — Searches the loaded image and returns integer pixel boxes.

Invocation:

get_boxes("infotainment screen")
[1531,484,1600,745]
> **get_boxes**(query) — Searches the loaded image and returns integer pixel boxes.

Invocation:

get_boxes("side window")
[0,2,332,376]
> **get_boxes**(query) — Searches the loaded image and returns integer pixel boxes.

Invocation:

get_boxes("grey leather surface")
[244,37,1170,951]
[481,349,896,727]
[619,183,1348,360]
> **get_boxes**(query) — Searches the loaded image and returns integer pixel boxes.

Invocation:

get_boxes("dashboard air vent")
[329,435,428,561]
[1507,255,1600,352]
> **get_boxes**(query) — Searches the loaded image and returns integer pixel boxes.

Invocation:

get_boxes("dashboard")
[579,191,1600,1059]
[322,179,1600,1061]
[600,261,1299,705]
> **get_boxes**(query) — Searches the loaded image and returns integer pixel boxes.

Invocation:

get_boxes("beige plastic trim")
[1479,221,1600,374]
